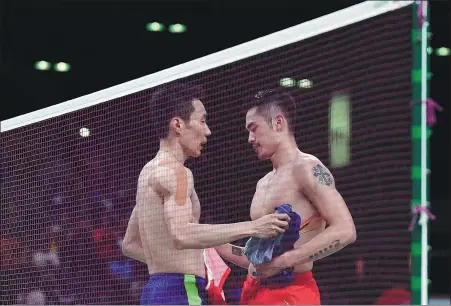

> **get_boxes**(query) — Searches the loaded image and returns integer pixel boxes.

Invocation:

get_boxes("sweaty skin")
[137,155,205,277]
[249,152,327,275]
[123,97,298,283]
[216,103,355,281]
[132,154,291,278]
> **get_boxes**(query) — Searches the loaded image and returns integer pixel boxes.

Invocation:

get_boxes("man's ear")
[274,114,284,132]
[170,117,183,134]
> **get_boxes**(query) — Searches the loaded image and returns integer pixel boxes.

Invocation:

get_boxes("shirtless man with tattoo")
[215,89,356,305]
[121,84,291,305]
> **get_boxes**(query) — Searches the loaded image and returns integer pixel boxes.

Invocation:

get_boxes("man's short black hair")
[246,88,297,134]
[150,83,204,140]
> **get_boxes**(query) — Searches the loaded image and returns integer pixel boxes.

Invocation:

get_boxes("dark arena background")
[1,1,449,305]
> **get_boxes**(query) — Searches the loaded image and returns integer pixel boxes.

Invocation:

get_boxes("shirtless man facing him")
[215,89,356,305]
[121,84,291,305]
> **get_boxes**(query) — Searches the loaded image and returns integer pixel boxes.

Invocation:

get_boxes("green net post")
[411,1,431,305]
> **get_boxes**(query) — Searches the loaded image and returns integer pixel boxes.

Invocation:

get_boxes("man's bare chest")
[254,171,310,218]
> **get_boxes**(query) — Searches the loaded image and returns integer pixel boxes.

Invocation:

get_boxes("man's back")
[136,156,205,278]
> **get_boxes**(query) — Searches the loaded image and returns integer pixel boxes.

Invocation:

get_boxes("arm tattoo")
[312,164,333,186]
[308,239,344,262]
[231,245,244,256]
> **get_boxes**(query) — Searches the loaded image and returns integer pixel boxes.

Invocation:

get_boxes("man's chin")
[192,150,202,158]
[257,153,270,160]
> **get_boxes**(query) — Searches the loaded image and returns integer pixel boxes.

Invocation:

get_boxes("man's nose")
[248,133,255,144]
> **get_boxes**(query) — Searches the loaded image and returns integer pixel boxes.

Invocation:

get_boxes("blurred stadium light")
[298,78,313,88]
[34,61,51,71]
[279,77,296,87]
[435,47,450,56]
[79,127,91,138]
[54,62,71,72]
[168,23,187,33]
[146,22,165,32]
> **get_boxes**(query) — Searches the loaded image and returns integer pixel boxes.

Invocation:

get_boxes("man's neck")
[270,138,299,170]
[159,139,187,164]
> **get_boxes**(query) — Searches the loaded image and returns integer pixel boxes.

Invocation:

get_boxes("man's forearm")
[175,222,255,250]
[122,244,147,264]
[286,226,356,266]
[215,244,250,269]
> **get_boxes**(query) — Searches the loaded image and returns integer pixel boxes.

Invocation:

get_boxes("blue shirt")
[244,204,301,286]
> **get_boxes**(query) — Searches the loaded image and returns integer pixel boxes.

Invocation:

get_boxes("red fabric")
[240,271,320,305]
[206,280,228,305]
[204,248,230,305]
[375,287,411,305]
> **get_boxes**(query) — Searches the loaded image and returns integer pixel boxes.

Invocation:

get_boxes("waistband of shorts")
[247,270,314,287]
[291,270,314,284]
[148,273,207,283]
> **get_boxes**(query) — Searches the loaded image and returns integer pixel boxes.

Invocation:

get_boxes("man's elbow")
[171,232,203,250]
[344,223,357,245]
[171,232,189,250]
[121,243,130,257]
[121,239,135,257]
[172,237,185,250]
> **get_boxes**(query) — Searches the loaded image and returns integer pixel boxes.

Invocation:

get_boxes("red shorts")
[240,271,321,305]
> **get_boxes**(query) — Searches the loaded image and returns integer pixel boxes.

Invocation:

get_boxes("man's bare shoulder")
[293,152,334,188]
[147,160,193,196]
[256,171,274,187]
[138,157,161,177]
[294,152,322,170]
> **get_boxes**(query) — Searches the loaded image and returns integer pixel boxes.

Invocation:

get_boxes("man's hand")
[253,253,290,279]
[251,213,290,238]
